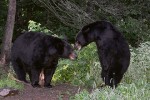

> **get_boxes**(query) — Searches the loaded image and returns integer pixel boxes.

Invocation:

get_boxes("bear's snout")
[74,42,82,50]
[69,52,77,60]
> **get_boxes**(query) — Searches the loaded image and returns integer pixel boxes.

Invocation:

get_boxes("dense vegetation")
[0,0,150,99]
[71,42,150,100]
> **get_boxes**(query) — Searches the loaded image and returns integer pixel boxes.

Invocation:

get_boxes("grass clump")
[0,67,23,89]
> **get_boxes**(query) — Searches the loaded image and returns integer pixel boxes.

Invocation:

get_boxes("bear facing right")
[11,32,77,88]
[75,21,130,88]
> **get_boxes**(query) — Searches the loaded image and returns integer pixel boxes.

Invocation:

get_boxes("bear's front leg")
[30,68,41,88]
[44,67,56,88]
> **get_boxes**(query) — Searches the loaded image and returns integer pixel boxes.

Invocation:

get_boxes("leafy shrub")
[28,20,53,34]
[123,42,150,84]
[53,43,102,88]
[28,20,77,42]
[52,24,77,43]
[116,17,150,46]
[72,41,150,100]
[73,82,150,100]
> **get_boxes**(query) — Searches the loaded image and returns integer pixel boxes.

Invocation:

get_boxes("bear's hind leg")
[12,60,28,83]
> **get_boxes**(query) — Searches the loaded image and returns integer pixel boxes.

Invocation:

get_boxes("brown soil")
[1,83,82,100]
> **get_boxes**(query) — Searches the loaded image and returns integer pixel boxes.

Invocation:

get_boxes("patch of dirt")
[1,83,82,100]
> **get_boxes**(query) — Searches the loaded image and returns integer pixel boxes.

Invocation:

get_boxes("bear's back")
[15,32,45,46]
[11,32,47,62]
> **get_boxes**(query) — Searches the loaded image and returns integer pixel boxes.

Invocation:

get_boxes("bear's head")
[59,40,77,60]
[75,25,94,50]
[46,37,77,60]
[75,21,111,50]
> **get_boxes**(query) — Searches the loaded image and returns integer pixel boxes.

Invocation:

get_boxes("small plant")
[28,20,53,34]
[0,67,23,89]
[73,82,150,100]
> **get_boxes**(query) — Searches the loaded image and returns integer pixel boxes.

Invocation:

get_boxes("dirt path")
[2,83,81,100]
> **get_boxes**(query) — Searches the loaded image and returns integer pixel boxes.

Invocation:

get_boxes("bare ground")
[1,83,82,100]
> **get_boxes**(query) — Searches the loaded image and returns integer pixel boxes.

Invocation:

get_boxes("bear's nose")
[69,52,77,60]
[74,42,81,50]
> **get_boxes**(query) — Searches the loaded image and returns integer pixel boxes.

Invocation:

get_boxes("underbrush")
[53,43,102,88]
[53,41,150,100]
[72,82,149,100]
[0,68,23,89]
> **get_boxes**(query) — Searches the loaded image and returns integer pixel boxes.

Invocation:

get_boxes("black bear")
[11,31,77,88]
[75,21,130,88]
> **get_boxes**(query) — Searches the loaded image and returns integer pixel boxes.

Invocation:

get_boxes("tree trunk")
[0,0,16,66]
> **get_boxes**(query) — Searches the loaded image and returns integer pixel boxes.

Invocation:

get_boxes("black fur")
[11,32,77,88]
[75,21,130,88]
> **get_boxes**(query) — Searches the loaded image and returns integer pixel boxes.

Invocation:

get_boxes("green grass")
[0,68,24,89]
[72,82,150,100]
[0,78,23,89]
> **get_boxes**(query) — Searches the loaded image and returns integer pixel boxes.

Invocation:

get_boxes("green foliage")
[0,78,23,89]
[73,82,150,100]
[71,41,150,100]
[52,25,77,42]
[116,17,150,46]
[123,42,150,84]
[34,0,150,46]
[28,20,52,34]
[0,67,23,89]
[53,43,102,88]
[28,20,77,42]
[53,41,150,99]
